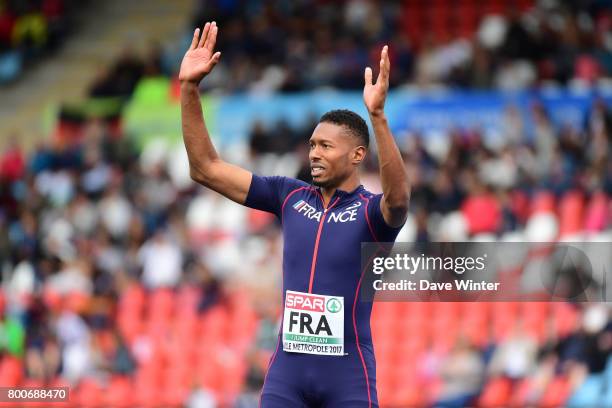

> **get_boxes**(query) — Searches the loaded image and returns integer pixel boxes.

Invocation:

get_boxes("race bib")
[282,290,344,356]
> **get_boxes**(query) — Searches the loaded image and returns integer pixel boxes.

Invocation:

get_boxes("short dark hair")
[319,109,369,148]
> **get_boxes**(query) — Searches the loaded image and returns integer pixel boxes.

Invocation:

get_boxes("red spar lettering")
[286,293,325,312]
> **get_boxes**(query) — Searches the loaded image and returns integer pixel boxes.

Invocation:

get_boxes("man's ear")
[352,146,367,165]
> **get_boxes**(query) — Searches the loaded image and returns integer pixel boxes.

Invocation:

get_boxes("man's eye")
[323,144,330,149]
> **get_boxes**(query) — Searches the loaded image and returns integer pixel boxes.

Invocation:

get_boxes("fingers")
[377,45,390,85]
[382,45,390,83]
[364,67,373,86]
[190,28,200,50]
[198,22,211,48]
[205,22,218,52]
[205,52,222,72]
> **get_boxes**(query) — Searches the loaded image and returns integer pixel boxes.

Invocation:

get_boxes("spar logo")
[292,200,361,223]
[326,298,342,313]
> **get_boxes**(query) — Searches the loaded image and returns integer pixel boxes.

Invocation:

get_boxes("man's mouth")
[311,165,325,177]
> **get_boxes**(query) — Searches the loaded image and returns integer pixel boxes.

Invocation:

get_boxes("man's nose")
[309,146,321,160]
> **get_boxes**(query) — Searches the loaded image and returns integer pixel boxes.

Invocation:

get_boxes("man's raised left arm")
[363,45,410,228]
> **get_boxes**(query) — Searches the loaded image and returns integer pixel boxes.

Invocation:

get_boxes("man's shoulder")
[269,176,310,191]
[357,187,382,201]
[253,175,311,195]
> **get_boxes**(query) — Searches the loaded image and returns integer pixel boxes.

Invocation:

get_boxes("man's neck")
[319,176,361,208]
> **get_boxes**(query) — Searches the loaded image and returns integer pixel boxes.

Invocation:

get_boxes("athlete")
[179,21,410,408]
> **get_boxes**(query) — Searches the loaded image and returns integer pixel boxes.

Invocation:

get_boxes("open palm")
[179,21,221,84]
[364,45,390,115]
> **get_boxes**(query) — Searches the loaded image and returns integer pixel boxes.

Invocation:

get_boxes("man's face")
[308,122,364,188]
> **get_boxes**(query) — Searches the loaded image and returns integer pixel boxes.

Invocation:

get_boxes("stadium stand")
[0,0,91,83]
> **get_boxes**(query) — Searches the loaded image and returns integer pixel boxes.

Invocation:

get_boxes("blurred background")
[0,0,611,407]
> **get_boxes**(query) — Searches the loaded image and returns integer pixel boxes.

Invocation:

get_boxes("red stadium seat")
[584,192,609,232]
[175,285,200,315]
[462,302,490,323]
[521,302,548,320]
[508,377,534,407]
[174,314,199,341]
[552,302,579,338]
[530,191,556,215]
[481,0,507,16]
[148,288,175,322]
[225,293,259,351]
[538,376,572,407]
[390,384,427,408]
[197,361,220,392]
[397,335,428,359]
[134,363,163,392]
[119,283,145,313]
[134,373,162,408]
[161,367,191,407]
[199,305,229,341]
[145,317,171,342]
[117,311,143,344]
[134,387,158,408]
[73,378,104,408]
[371,303,396,334]
[492,301,520,320]
[401,5,426,46]
[0,356,23,387]
[521,303,549,343]
[395,319,427,345]
[460,320,490,348]
[477,377,512,407]
[376,367,396,407]
[432,302,460,320]
[104,376,135,408]
[428,6,452,41]
[558,191,585,237]
[219,361,247,398]
[462,193,501,234]
[374,337,395,367]
[492,319,514,343]
[524,318,546,344]
[431,334,459,354]
[510,190,530,224]
[518,0,535,12]
[392,358,419,384]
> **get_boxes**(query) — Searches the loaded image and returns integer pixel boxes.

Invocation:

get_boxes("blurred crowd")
[0,118,284,405]
[46,0,612,95]
[184,0,612,92]
[0,0,87,83]
[5,0,612,91]
[87,42,168,99]
[370,301,612,407]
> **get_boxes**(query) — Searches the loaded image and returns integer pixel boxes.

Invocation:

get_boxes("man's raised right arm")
[180,21,252,204]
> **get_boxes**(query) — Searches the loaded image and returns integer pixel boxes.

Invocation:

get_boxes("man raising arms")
[180,21,409,408]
